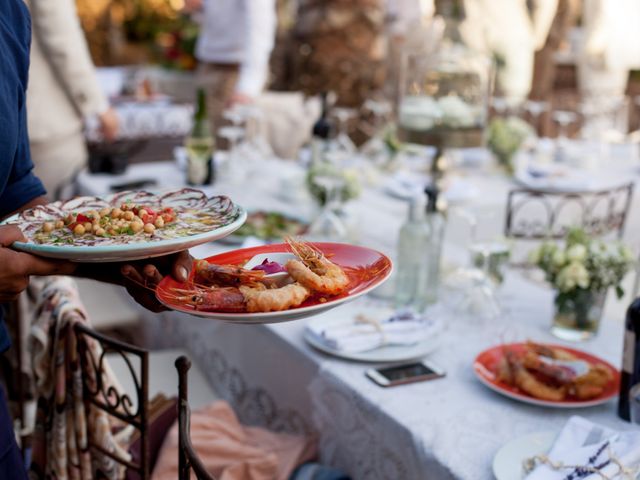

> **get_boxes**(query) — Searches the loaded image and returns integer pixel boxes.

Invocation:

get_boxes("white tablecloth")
[84,102,193,143]
[75,157,640,479]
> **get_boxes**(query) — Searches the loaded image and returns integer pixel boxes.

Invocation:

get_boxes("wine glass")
[524,100,548,136]
[332,107,357,155]
[552,110,578,163]
[306,174,348,242]
[217,125,245,183]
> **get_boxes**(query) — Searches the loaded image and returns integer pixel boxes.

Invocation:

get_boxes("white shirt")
[195,0,277,97]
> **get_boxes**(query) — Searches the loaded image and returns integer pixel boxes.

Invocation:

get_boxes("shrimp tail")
[194,260,265,286]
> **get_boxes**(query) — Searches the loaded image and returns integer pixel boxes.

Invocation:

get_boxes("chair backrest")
[74,322,150,480]
[175,356,215,480]
[505,183,634,240]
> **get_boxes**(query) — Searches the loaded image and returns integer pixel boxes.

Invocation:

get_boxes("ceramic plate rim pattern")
[303,315,441,362]
[1,189,247,262]
[155,242,393,324]
[473,342,620,408]
[492,431,556,480]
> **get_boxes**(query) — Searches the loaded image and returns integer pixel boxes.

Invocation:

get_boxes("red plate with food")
[473,342,620,408]
[156,238,393,324]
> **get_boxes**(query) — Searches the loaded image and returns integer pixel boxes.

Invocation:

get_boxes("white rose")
[528,247,541,265]
[557,262,590,292]
[566,244,587,263]
[552,250,566,267]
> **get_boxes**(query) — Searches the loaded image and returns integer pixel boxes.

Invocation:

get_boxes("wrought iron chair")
[504,183,634,266]
[74,322,151,479]
[175,356,215,480]
[505,183,634,241]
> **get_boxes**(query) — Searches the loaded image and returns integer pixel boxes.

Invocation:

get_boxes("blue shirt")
[0,0,48,352]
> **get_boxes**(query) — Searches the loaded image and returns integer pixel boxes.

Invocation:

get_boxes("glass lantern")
[397,0,491,178]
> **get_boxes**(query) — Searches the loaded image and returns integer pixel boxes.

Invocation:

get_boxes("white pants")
[30,132,87,199]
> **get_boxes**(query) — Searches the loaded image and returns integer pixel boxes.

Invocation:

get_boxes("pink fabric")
[152,401,317,480]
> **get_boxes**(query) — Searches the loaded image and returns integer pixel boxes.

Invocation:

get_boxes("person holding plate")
[0,1,191,476]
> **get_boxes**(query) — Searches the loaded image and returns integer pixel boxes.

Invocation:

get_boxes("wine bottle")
[185,88,215,186]
[618,297,640,421]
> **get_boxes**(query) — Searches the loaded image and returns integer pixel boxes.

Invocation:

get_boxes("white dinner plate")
[492,431,555,480]
[2,189,246,262]
[303,309,442,362]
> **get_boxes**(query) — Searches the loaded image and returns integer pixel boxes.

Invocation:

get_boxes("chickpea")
[143,223,155,234]
[108,228,117,236]
[154,217,165,228]
[73,224,85,235]
[132,215,141,223]
[83,222,92,231]
[111,208,123,219]
[95,228,106,236]
[99,207,111,217]
[123,211,134,221]
[42,222,54,233]
[131,221,144,233]
[138,209,148,218]
[55,220,64,229]
[87,210,99,220]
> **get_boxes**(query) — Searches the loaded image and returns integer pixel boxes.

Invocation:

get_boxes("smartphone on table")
[366,361,445,387]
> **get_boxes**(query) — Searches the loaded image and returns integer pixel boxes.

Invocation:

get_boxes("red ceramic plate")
[156,242,393,324]
[473,343,620,408]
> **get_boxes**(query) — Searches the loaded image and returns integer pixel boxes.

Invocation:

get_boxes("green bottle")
[185,89,215,185]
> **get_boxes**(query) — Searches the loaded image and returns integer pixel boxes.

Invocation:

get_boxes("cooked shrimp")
[194,260,266,286]
[166,282,310,313]
[284,237,349,295]
[239,283,310,312]
[506,350,567,402]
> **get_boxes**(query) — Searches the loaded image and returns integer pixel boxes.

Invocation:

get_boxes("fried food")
[496,342,613,402]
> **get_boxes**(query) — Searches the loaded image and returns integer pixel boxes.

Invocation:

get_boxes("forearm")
[29,0,109,117]
[1,195,48,222]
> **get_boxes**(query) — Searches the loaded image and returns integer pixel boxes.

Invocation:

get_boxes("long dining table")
[76,151,640,479]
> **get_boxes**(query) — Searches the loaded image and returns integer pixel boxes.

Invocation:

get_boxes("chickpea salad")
[10,188,244,247]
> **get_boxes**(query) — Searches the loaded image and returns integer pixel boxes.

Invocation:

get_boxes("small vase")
[551,289,607,341]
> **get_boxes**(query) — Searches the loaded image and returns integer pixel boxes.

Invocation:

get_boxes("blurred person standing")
[184,0,277,133]
[25,0,118,199]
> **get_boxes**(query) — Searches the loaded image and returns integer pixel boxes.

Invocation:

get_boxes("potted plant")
[529,228,635,341]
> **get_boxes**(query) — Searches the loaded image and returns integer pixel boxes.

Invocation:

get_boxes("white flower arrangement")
[529,228,635,299]
[306,161,362,207]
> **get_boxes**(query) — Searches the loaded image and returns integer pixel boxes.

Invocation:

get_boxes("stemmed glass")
[552,110,578,163]
[360,98,394,168]
[217,125,245,183]
[442,208,507,321]
[332,107,357,155]
[524,100,548,137]
[306,174,348,241]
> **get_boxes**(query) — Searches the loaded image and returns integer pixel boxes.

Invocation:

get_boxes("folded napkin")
[306,309,442,353]
[525,416,640,480]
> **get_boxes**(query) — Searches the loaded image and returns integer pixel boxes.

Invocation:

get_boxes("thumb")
[171,250,193,282]
[0,225,27,247]
[19,253,77,276]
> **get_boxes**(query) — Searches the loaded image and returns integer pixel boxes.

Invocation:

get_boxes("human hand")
[120,250,193,312]
[0,226,76,303]
[99,107,119,142]
[183,0,203,13]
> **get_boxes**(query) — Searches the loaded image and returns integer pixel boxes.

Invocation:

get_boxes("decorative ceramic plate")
[492,431,556,480]
[1,188,246,262]
[473,343,620,408]
[156,242,393,324]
